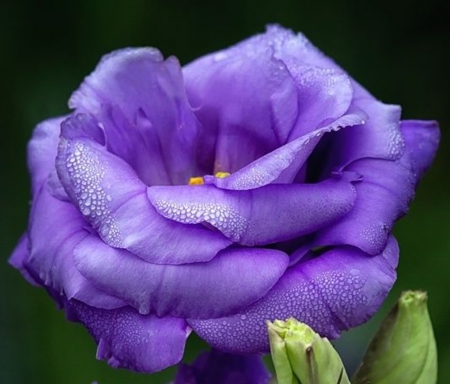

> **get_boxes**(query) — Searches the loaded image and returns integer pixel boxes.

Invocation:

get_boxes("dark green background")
[1,1,449,383]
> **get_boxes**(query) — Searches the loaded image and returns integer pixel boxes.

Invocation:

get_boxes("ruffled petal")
[174,349,271,384]
[56,114,231,265]
[184,27,354,174]
[315,118,440,255]
[204,110,366,190]
[325,100,404,170]
[25,186,126,309]
[240,27,406,169]
[9,233,40,286]
[66,300,189,373]
[188,237,398,354]
[74,234,289,319]
[400,120,440,177]
[27,116,65,195]
[315,155,416,255]
[69,48,200,185]
[148,174,357,246]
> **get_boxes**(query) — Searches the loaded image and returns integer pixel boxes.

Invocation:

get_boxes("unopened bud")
[268,318,350,384]
[353,291,437,384]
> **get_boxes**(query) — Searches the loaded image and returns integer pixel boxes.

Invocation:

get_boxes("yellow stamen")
[189,176,204,185]
[188,172,230,186]
[215,172,230,179]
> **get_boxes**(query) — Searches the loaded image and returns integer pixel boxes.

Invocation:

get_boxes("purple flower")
[173,349,270,384]
[10,25,439,373]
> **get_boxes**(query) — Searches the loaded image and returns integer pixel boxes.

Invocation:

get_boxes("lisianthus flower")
[10,25,439,373]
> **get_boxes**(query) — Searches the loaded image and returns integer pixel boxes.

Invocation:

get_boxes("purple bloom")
[10,25,439,373]
[173,349,270,384]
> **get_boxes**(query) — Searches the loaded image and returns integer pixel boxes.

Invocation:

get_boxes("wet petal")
[400,120,440,177]
[9,233,40,286]
[74,234,289,318]
[148,174,357,246]
[315,118,440,255]
[315,156,416,255]
[189,237,398,354]
[66,300,189,373]
[70,48,200,185]
[250,27,406,168]
[174,349,271,384]
[204,110,366,190]
[27,116,65,195]
[25,186,126,309]
[56,114,231,264]
[327,100,404,169]
[184,28,354,174]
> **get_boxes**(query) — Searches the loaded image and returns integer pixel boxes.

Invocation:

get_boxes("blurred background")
[1,0,449,383]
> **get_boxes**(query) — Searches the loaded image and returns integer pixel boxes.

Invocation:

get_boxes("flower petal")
[184,28,354,174]
[400,120,440,177]
[188,237,398,354]
[325,100,404,172]
[73,234,289,319]
[204,110,366,190]
[56,114,231,264]
[69,48,200,185]
[9,233,40,286]
[315,119,440,255]
[148,174,357,246]
[315,155,416,255]
[27,116,65,195]
[66,300,189,373]
[174,349,271,384]
[25,186,126,309]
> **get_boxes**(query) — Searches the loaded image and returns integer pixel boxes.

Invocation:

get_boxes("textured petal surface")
[74,234,289,318]
[25,186,126,309]
[204,110,366,190]
[9,233,40,286]
[189,237,399,354]
[66,300,189,373]
[242,27,407,168]
[326,100,404,170]
[174,349,270,384]
[315,118,440,255]
[315,156,415,255]
[400,120,440,177]
[148,175,357,246]
[56,114,231,264]
[183,27,354,174]
[69,48,200,185]
[27,116,65,195]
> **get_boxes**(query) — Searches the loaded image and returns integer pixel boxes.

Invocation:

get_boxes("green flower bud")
[353,291,437,384]
[268,318,350,384]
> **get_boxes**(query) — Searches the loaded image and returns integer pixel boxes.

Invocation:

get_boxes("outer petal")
[148,175,357,246]
[27,116,65,195]
[315,156,415,255]
[66,300,189,373]
[326,100,404,169]
[400,120,440,177]
[56,114,231,265]
[204,110,366,190]
[244,26,407,168]
[25,186,126,309]
[74,234,289,319]
[315,119,439,255]
[174,349,271,384]
[184,28,354,174]
[69,48,200,185]
[189,237,399,354]
[9,233,40,286]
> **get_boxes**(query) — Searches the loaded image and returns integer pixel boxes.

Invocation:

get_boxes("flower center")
[188,172,230,185]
